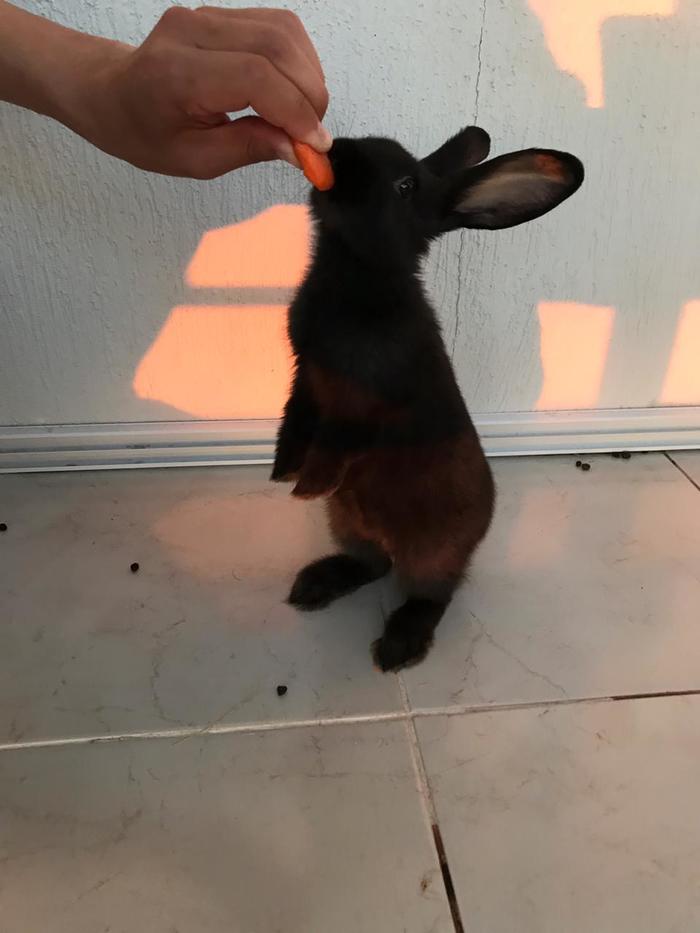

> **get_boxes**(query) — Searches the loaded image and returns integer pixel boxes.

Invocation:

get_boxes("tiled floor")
[1,451,699,932]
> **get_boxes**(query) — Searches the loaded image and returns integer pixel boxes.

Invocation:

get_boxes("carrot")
[293,140,335,191]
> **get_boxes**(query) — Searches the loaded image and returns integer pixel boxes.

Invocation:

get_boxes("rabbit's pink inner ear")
[534,153,567,181]
[445,149,584,231]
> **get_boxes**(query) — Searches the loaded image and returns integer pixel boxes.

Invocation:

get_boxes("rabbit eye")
[394,176,416,198]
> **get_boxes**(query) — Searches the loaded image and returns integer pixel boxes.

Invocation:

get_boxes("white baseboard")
[1,408,699,473]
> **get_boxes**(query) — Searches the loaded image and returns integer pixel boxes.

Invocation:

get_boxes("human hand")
[1,3,331,179]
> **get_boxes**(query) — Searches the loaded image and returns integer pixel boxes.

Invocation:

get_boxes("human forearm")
[0,1,125,130]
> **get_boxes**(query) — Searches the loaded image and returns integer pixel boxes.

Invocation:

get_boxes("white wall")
[1,0,699,428]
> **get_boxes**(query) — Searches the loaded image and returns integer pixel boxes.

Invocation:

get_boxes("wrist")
[0,3,130,142]
[49,35,132,146]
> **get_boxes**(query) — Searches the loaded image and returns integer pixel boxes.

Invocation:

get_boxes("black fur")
[272,127,583,670]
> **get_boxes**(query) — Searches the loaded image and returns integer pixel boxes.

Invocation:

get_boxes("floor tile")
[402,454,700,710]
[670,451,700,487]
[418,696,700,933]
[0,468,401,743]
[0,721,451,933]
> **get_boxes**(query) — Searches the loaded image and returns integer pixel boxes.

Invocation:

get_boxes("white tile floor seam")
[398,674,468,933]
[7,687,700,755]
[13,684,683,745]
[666,450,700,492]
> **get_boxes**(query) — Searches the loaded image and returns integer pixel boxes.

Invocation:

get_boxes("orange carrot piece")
[293,140,335,191]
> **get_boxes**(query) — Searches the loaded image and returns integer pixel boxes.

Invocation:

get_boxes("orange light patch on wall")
[133,305,292,419]
[536,302,615,410]
[186,204,311,288]
[528,0,677,108]
[659,300,700,405]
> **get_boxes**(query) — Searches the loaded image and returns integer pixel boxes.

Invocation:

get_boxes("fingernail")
[318,124,334,150]
[305,124,333,152]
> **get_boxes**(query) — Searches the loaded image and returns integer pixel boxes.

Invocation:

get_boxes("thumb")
[193,115,301,178]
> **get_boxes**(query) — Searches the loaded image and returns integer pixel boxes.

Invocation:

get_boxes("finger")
[187,49,331,151]
[238,8,326,84]
[181,115,300,178]
[197,7,325,82]
[186,11,328,119]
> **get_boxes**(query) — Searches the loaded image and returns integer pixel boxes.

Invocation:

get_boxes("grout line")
[411,689,700,718]
[0,710,409,753]
[3,688,700,754]
[399,675,465,933]
[398,677,438,826]
[411,695,611,718]
[431,825,465,933]
[609,688,700,702]
[665,451,700,492]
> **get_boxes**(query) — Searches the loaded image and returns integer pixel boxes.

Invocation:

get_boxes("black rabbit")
[272,126,583,671]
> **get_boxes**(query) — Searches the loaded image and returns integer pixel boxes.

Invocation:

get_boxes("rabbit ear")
[439,149,584,231]
[422,127,491,177]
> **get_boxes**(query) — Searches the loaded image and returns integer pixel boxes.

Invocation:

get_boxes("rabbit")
[271,126,584,671]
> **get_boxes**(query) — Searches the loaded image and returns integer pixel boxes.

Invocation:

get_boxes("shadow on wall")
[132,0,700,421]
[525,0,699,410]
[529,0,676,108]
[493,0,699,413]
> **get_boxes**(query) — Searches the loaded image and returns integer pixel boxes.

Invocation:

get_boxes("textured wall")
[1,0,698,426]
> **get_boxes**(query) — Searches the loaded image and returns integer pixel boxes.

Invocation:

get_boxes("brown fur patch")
[327,431,494,585]
[534,153,565,181]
